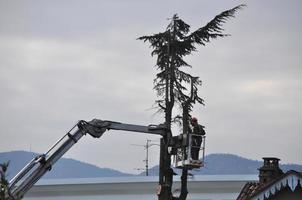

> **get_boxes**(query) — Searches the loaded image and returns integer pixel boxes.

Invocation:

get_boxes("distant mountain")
[0,151,132,179]
[143,154,302,176]
[196,154,261,175]
[1,151,302,179]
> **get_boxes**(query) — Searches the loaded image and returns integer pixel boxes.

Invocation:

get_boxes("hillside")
[0,151,132,179]
[1,151,302,179]
[144,154,302,176]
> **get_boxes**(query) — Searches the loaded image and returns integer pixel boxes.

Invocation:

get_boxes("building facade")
[23,175,257,200]
[237,158,302,200]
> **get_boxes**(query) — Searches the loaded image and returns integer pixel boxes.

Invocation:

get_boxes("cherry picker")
[6,118,205,199]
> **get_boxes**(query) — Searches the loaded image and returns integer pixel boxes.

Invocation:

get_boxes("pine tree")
[0,162,18,200]
[138,5,245,200]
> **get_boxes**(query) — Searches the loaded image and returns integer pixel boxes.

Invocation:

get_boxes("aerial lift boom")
[8,119,168,199]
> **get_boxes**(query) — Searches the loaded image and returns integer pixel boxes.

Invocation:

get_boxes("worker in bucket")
[189,117,206,163]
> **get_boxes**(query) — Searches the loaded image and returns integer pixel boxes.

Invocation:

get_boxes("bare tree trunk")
[179,103,190,200]
[175,78,195,200]
[158,137,173,200]
[158,65,174,200]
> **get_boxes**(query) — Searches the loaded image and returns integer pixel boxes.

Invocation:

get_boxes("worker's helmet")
[191,117,198,123]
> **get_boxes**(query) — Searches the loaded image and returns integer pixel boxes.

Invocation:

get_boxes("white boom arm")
[8,119,167,199]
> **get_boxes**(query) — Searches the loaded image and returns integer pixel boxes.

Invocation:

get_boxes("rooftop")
[35,174,258,186]
[237,170,302,200]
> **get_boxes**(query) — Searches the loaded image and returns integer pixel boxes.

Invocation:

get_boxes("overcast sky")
[0,0,301,174]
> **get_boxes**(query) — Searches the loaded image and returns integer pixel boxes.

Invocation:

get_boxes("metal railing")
[173,134,206,169]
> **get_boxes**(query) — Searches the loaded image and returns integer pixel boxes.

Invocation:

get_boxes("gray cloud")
[0,0,301,173]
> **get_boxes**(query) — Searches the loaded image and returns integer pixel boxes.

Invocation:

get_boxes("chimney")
[258,157,284,185]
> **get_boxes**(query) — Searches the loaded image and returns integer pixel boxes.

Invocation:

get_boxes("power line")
[131,139,160,176]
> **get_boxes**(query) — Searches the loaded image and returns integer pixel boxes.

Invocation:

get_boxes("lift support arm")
[8,119,168,199]
[90,119,168,136]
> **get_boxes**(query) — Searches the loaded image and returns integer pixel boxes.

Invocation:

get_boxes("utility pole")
[132,139,160,176]
[146,139,160,176]
[145,139,150,176]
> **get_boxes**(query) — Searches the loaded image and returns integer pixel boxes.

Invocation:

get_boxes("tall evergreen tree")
[139,5,245,200]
